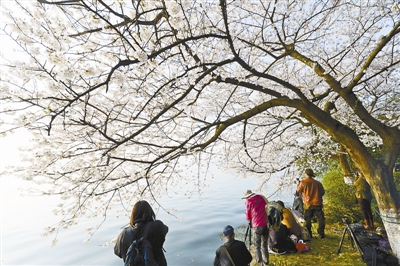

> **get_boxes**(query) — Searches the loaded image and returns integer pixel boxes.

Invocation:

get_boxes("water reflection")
[1,168,294,265]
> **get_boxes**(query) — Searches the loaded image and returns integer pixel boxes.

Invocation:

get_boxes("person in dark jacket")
[114,200,168,265]
[292,191,304,216]
[214,225,253,266]
[268,223,298,254]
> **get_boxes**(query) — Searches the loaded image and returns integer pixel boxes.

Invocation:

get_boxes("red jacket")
[245,194,268,227]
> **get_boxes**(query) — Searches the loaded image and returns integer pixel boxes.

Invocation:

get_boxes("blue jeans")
[252,226,269,265]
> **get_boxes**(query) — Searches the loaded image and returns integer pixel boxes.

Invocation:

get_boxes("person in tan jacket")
[296,168,325,240]
[353,169,374,230]
[276,201,302,238]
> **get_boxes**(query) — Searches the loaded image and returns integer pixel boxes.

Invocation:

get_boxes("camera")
[342,217,350,224]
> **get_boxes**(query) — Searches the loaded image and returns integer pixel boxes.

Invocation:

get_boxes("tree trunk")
[336,149,400,260]
[358,165,400,261]
[301,104,400,261]
[381,210,400,263]
[337,145,352,176]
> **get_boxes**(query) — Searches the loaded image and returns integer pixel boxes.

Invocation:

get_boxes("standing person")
[353,169,374,230]
[243,190,269,265]
[292,191,304,216]
[114,200,168,265]
[296,169,326,240]
[214,225,253,266]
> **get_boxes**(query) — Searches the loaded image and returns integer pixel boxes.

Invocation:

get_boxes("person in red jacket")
[296,169,325,240]
[243,190,269,265]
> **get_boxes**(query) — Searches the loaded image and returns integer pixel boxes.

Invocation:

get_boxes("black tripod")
[244,223,252,248]
[337,218,364,262]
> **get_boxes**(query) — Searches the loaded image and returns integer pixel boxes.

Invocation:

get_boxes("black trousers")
[304,205,325,238]
[357,198,373,223]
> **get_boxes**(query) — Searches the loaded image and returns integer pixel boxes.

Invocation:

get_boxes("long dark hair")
[129,200,156,227]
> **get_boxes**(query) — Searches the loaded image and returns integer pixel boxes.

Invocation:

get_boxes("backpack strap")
[141,221,153,239]
[124,222,154,266]
[261,195,269,205]
[221,245,236,266]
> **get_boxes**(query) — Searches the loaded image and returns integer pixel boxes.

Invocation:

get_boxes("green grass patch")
[260,222,365,266]
[236,222,366,266]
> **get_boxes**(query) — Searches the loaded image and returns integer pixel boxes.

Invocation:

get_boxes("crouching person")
[276,201,302,239]
[214,225,253,266]
[269,223,298,254]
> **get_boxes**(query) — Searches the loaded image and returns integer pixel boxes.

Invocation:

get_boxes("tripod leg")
[245,224,249,244]
[347,225,365,262]
[337,227,347,255]
[249,226,252,247]
[350,231,355,248]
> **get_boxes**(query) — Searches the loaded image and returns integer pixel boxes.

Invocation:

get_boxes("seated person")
[269,223,297,254]
[277,201,302,238]
[214,225,252,266]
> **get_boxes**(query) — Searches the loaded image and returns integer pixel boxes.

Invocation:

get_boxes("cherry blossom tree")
[1,0,399,258]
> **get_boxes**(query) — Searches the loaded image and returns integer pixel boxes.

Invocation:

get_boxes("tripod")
[244,223,252,248]
[337,218,364,262]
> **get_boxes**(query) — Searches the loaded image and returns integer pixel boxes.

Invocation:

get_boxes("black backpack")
[124,222,158,266]
[267,202,282,231]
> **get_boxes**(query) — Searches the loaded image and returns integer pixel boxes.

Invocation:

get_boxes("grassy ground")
[243,222,367,266]
[241,171,400,265]
[263,222,365,266]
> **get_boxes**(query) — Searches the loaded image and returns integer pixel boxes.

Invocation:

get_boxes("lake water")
[1,133,295,265]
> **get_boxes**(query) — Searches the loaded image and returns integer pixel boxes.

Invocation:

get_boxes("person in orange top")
[296,168,325,240]
[276,201,302,238]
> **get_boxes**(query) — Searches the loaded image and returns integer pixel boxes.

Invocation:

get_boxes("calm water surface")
[1,167,294,265]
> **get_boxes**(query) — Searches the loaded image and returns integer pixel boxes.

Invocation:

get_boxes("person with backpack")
[296,168,326,240]
[243,190,269,265]
[213,225,253,266]
[114,200,168,266]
